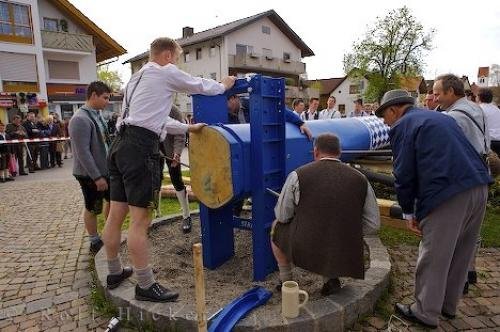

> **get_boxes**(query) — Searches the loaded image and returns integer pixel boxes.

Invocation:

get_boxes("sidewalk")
[0,159,108,331]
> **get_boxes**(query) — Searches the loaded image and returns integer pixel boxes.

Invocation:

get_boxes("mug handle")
[298,290,309,308]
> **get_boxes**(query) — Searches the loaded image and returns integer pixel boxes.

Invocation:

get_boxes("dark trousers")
[492,140,500,155]
[49,142,62,167]
[11,144,26,174]
[27,143,39,171]
[166,159,185,191]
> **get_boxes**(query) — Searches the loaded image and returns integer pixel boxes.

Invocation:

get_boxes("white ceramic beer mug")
[281,281,309,318]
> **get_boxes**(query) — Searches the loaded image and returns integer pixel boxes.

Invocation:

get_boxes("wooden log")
[193,243,207,332]
[189,127,234,209]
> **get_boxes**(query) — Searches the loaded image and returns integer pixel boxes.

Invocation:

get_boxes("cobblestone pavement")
[0,164,109,331]
[355,246,500,332]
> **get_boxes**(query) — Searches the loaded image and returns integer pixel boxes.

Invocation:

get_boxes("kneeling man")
[271,133,380,295]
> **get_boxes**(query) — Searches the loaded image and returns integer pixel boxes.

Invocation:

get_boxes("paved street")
[0,159,108,332]
[0,159,499,331]
[357,246,500,331]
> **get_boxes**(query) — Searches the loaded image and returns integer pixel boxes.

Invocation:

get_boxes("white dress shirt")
[120,62,225,140]
[480,103,500,141]
[319,108,341,119]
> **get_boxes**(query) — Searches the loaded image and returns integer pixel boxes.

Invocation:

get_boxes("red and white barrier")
[0,137,71,145]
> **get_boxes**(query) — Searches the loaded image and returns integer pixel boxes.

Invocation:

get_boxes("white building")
[307,76,369,116]
[477,65,500,88]
[124,10,315,114]
[0,0,125,123]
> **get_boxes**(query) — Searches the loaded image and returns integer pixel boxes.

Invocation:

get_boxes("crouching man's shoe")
[107,267,133,289]
[135,282,179,302]
[320,278,342,296]
[394,303,437,329]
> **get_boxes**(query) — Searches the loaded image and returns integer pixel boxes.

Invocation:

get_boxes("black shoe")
[135,283,179,302]
[275,281,283,292]
[29,170,35,173]
[468,271,477,284]
[182,217,192,234]
[90,239,104,254]
[441,310,456,319]
[5,177,14,182]
[107,267,133,289]
[19,172,28,176]
[64,156,68,159]
[394,303,437,329]
[463,281,469,295]
[320,278,342,296]
[0,178,5,183]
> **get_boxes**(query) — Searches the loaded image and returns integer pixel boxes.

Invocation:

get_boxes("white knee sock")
[175,189,190,219]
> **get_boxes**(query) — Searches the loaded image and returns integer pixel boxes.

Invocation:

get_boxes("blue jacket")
[390,107,491,221]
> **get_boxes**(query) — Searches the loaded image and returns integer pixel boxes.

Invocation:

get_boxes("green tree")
[343,6,434,102]
[97,66,123,92]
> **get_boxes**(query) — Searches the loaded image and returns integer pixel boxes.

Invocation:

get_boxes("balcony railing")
[41,30,94,53]
[228,54,306,75]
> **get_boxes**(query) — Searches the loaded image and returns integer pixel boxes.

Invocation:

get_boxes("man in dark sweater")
[271,133,380,295]
[375,90,492,329]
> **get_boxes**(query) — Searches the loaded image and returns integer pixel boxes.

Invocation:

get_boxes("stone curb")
[95,216,390,331]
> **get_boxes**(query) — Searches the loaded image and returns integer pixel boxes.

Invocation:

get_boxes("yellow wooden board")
[188,127,234,209]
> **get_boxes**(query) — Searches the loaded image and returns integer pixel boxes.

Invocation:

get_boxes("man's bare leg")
[271,221,293,283]
[102,201,129,277]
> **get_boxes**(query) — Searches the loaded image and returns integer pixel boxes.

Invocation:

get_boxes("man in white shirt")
[349,98,369,117]
[300,97,320,121]
[478,88,500,154]
[102,37,236,302]
[319,96,341,119]
[292,98,305,117]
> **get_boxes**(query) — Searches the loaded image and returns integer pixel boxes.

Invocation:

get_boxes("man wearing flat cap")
[376,89,491,328]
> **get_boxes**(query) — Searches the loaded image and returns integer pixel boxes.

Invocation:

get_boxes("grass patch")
[372,275,395,320]
[378,225,420,248]
[481,207,500,247]
[97,198,198,233]
[378,206,499,248]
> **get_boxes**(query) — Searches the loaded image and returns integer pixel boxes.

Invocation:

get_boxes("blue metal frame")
[192,75,285,280]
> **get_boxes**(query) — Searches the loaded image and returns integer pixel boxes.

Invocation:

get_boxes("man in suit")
[5,115,28,175]
[23,112,41,172]
[375,89,491,328]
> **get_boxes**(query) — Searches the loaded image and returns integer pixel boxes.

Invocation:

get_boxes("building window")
[43,17,59,31]
[349,84,359,94]
[479,77,485,84]
[210,72,217,80]
[359,80,365,90]
[196,48,202,60]
[263,48,273,60]
[283,52,291,62]
[184,51,191,63]
[48,60,80,80]
[0,1,32,43]
[209,46,216,57]
[186,102,192,112]
[262,25,270,34]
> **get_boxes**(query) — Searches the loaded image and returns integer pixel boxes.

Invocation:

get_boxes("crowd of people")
[0,111,72,183]
[15,33,497,329]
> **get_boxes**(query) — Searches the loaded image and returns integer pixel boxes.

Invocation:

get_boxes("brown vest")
[273,159,367,279]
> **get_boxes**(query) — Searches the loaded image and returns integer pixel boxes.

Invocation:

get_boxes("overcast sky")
[69,0,500,85]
